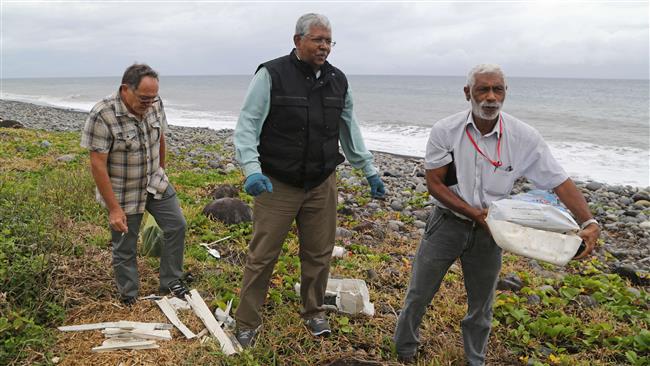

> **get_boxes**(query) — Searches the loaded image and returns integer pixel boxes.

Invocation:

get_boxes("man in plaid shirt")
[81,64,189,306]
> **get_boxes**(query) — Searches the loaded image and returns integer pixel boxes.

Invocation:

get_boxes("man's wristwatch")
[580,218,599,231]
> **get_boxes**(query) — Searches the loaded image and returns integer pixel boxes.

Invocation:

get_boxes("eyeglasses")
[304,35,336,47]
[124,85,160,105]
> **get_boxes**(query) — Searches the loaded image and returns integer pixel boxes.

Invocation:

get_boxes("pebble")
[56,154,76,162]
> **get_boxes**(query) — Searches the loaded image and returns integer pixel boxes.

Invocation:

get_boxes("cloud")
[1,1,647,79]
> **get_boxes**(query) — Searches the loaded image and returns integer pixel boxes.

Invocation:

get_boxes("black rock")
[202,198,252,224]
[497,273,523,292]
[0,119,24,128]
[209,184,239,199]
[613,264,649,286]
[632,191,650,202]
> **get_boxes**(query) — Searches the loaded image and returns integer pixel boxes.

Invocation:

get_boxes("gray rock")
[415,183,428,194]
[413,210,430,222]
[639,221,650,230]
[388,220,403,231]
[335,227,354,238]
[209,184,238,199]
[390,200,404,211]
[576,294,598,308]
[56,154,76,162]
[626,287,641,298]
[632,192,650,202]
[366,269,379,282]
[224,163,237,173]
[537,285,555,293]
[40,140,51,148]
[526,294,541,305]
[208,160,222,169]
[586,182,603,191]
[414,220,426,229]
[202,198,252,224]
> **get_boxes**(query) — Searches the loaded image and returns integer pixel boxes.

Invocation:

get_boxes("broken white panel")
[155,297,197,339]
[185,289,241,355]
[295,278,375,316]
[58,321,172,332]
[167,297,191,311]
[102,329,172,341]
[92,340,159,352]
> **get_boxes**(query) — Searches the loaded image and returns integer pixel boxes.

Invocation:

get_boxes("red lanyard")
[465,114,503,168]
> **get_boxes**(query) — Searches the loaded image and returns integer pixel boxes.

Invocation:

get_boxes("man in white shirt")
[393,64,600,365]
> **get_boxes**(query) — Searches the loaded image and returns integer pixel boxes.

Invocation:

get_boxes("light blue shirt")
[234,67,378,178]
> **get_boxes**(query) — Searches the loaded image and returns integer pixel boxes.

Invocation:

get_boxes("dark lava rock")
[497,273,523,292]
[0,119,24,128]
[632,191,650,202]
[209,184,239,199]
[203,198,252,224]
[613,264,649,286]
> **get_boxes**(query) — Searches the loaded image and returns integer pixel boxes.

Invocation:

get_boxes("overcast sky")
[2,1,648,79]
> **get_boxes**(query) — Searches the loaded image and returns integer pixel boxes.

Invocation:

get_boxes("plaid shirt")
[81,91,169,215]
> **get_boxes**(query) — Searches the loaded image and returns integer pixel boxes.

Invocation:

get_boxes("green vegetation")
[1,128,647,365]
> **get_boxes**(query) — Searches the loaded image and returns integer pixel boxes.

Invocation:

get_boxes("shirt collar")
[465,109,502,138]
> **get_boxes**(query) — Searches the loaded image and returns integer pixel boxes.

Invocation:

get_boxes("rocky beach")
[2,98,648,276]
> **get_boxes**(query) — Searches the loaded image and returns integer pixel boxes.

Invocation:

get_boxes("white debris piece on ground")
[167,296,191,310]
[155,296,197,339]
[331,245,348,258]
[58,320,173,352]
[185,289,241,355]
[214,299,235,329]
[295,278,375,316]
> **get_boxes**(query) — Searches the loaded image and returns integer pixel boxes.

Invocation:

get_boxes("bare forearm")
[553,178,593,223]
[425,169,483,221]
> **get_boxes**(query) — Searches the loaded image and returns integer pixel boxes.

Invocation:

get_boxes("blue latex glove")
[366,174,386,199]
[244,173,273,196]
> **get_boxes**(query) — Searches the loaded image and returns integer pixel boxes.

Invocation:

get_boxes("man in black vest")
[233,13,385,347]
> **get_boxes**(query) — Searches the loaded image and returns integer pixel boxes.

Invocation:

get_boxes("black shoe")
[397,353,416,364]
[167,279,190,299]
[236,326,260,348]
[304,315,331,337]
[182,272,194,284]
[120,296,136,306]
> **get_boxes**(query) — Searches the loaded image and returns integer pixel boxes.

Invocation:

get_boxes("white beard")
[471,98,502,120]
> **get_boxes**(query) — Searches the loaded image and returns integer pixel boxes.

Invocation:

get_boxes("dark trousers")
[235,173,337,330]
[394,207,502,366]
[110,185,186,298]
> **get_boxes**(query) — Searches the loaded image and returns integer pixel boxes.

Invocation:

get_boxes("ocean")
[1,75,648,187]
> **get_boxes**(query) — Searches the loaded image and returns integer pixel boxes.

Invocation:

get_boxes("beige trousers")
[235,173,337,330]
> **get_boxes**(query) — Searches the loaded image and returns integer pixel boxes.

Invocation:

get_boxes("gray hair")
[295,13,331,36]
[466,64,506,87]
[121,63,158,90]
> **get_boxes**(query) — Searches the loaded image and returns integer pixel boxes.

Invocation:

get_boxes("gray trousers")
[235,173,337,330]
[110,184,187,298]
[394,207,502,366]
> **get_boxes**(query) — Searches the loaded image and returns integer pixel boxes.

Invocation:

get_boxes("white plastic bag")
[486,195,581,266]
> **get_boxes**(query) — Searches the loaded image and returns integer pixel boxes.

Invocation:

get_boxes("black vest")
[257,50,347,190]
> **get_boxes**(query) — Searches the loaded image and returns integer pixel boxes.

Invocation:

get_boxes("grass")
[0,127,648,365]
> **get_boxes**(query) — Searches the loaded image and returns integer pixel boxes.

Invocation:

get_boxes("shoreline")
[1,98,649,272]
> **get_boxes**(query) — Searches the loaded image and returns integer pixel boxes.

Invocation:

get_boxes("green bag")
[141,213,163,257]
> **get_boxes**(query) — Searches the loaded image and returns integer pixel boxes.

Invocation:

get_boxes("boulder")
[209,184,238,199]
[202,198,252,224]
[0,119,24,128]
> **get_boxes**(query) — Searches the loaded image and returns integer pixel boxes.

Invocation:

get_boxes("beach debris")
[200,243,221,259]
[214,299,235,329]
[58,321,172,332]
[202,197,252,224]
[59,320,173,353]
[295,278,375,316]
[155,297,197,339]
[331,245,348,258]
[184,289,241,355]
[140,294,163,301]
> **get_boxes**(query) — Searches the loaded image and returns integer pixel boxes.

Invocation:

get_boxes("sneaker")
[236,326,260,348]
[167,279,190,299]
[120,296,136,306]
[304,315,331,337]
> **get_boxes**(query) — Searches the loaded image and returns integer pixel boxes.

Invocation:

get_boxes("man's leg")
[295,173,337,321]
[111,213,144,298]
[235,177,304,330]
[394,209,470,358]
[145,185,187,290]
[459,227,502,366]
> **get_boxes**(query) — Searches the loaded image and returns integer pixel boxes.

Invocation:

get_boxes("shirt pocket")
[113,126,141,152]
[149,121,161,143]
[484,169,515,196]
